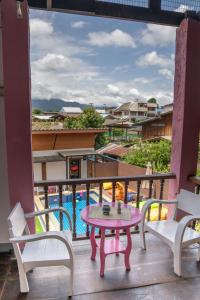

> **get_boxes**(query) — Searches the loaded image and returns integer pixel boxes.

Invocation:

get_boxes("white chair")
[139,189,200,276]
[8,203,74,296]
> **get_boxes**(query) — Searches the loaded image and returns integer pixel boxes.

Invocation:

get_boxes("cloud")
[141,24,176,47]
[30,14,173,107]
[107,82,141,99]
[87,29,136,48]
[30,18,53,36]
[137,51,174,68]
[175,5,193,12]
[30,18,92,58]
[71,21,87,29]
[159,68,174,80]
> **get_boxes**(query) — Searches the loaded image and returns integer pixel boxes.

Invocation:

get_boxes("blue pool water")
[48,191,98,235]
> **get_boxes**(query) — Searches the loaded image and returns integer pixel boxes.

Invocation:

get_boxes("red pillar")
[1,1,34,230]
[169,19,200,202]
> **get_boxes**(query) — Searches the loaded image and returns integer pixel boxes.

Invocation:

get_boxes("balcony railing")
[189,176,200,194]
[34,173,176,240]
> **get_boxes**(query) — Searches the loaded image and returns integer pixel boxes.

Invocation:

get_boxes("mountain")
[32,99,88,112]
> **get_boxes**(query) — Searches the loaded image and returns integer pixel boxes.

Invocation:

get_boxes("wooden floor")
[1,234,200,300]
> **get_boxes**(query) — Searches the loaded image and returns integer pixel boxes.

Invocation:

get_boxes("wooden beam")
[28,0,185,27]
[148,0,161,12]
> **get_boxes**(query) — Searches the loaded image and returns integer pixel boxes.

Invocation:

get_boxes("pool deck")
[1,233,200,299]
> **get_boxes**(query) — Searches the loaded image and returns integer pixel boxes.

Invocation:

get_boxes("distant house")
[161,102,173,113]
[32,128,107,182]
[97,143,129,160]
[133,110,173,140]
[113,101,157,122]
[59,107,83,117]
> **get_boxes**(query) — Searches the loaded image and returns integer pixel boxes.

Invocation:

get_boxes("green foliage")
[95,133,107,150]
[147,98,157,104]
[64,116,80,129]
[79,107,104,128]
[63,107,106,149]
[123,140,171,173]
[112,128,124,137]
[32,108,42,115]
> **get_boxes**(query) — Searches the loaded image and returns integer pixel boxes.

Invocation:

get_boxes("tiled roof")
[97,143,129,157]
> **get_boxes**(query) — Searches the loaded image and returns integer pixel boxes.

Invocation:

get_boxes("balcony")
[2,215,200,299]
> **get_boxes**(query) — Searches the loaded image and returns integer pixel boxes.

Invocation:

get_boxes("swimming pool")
[48,191,101,235]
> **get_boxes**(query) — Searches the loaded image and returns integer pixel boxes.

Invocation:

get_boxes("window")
[69,158,81,179]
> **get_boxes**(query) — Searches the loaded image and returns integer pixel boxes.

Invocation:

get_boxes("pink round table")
[81,203,142,277]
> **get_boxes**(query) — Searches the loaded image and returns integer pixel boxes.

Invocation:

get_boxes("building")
[59,107,83,117]
[113,101,157,122]
[133,110,173,140]
[32,128,107,181]
[161,103,173,113]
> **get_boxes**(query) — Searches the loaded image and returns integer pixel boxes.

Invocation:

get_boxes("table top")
[81,203,142,230]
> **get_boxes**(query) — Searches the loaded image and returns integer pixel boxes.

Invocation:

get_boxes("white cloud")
[30,18,53,36]
[175,5,192,12]
[137,51,173,68]
[71,21,87,29]
[159,68,174,80]
[30,15,173,107]
[107,84,120,95]
[141,24,176,47]
[87,29,136,48]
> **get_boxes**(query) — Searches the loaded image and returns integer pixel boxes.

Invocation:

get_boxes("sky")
[30,8,177,107]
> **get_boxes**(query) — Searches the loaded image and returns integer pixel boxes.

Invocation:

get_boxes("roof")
[33,149,97,162]
[32,115,54,120]
[32,128,107,134]
[33,150,64,163]
[97,143,129,158]
[59,149,97,157]
[132,110,173,126]
[60,107,82,114]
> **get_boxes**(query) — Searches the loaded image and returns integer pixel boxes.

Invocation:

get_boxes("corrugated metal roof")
[60,107,83,113]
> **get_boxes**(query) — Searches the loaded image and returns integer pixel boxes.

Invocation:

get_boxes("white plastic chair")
[139,189,200,276]
[8,203,74,296]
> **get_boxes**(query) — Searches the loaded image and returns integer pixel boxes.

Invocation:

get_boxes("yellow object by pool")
[132,201,168,221]
[103,182,113,190]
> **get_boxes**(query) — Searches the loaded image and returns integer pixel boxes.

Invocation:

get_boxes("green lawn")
[35,217,43,233]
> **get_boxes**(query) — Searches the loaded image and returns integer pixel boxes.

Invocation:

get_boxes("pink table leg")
[90,226,97,260]
[100,229,106,277]
[116,229,120,256]
[125,227,132,271]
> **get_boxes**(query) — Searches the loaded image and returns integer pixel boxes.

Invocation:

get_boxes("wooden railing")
[189,176,200,194]
[34,173,176,240]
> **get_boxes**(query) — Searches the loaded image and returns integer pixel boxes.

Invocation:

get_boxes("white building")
[59,107,83,117]
[113,101,157,122]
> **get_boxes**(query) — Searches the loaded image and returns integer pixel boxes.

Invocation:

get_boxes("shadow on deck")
[1,234,200,300]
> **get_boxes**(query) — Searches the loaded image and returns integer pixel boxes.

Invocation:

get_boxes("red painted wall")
[1,1,34,229]
[169,19,200,205]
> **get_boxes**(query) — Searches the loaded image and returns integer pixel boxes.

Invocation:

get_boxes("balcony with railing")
[34,173,176,239]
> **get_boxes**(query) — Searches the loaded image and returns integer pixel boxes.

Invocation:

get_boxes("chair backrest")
[177,189,200,215]
[8,203,29,266]
[7,203,27,238]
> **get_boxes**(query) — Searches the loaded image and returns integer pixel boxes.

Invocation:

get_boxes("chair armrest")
[25,207,72,231]
[174,215,200,248]
[10,231,73,259]
[141,199,178,218]
[139,199,178,232]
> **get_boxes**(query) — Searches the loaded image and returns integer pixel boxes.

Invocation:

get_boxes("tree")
[79,107,104,128]
[147,98,157,104]
[63,107,107,149]
[32,108,42,115]
[63,116,80,129]
[123,140,171,173]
